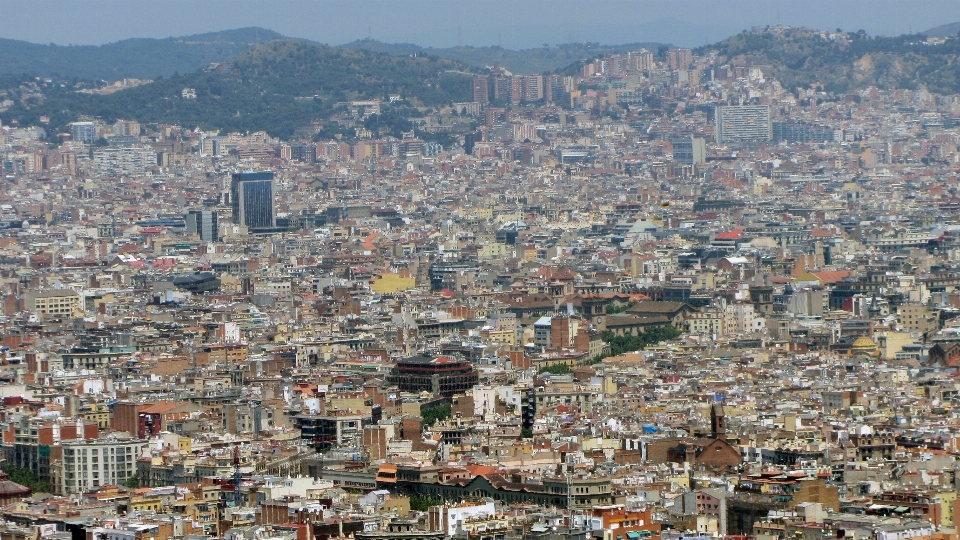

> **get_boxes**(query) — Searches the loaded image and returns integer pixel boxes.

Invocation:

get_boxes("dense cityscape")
[5,14,960,540]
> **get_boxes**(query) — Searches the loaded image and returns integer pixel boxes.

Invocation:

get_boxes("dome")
[0,479,30,496]
[851,336,877,353]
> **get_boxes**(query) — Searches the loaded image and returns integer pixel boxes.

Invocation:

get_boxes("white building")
[92,146,156,176]
[428,500,496,537]
[61,435,147,494]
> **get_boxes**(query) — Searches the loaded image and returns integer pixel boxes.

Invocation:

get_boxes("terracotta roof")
[715,229,744,240]
[0,479,30,496]
[141,401,179,414]
[810,270,852,284]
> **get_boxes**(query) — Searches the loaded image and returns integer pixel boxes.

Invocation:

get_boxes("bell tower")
[711,402,727,441]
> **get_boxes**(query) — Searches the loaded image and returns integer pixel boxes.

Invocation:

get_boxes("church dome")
[851,336,877,353]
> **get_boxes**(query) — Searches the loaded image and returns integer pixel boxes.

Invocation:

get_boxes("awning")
[894,507,909,513]
[627,533,642,539]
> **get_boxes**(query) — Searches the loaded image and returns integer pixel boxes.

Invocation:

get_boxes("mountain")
[0,40,476,139]
[924,22,960,38]
[0,27,286,80]
[342,39,667,74]
[699,27,960,94]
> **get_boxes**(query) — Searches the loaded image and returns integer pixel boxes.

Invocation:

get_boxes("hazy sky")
[1,0,959,48]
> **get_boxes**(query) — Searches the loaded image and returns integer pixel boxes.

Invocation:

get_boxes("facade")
[389,356,479,398]
[773,121,839,143]
[472,77,489,103]
[397,473,614,509]
[184,210,220,242]
[231,171,275,229]
[92,146,156,176]
[295,411,370,450]
[61,436,147,494]
[428,501,496,537]
[70,121,97,143]
[672,136,706,164]
[172,272,220,293]
[291,143,318,162]
[6,419,55,488]
[715,105,772,143]
[24,290,82,316]
[668,48,692,70]
[522,75,544,101]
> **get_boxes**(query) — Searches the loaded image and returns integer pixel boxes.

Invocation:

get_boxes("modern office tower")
[472,77,489,103]
[673,136,707,164]
[70,121,97,143]
[185,210,220,242]
[668,48,693,70]
[715,105,772,144]
[231,172,275,229]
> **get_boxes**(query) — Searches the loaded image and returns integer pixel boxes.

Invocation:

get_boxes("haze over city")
[7,2,960,540]
[3,0,960,48]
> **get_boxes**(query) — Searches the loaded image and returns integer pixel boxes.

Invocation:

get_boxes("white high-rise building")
[715,105,772,144]
[61,435,147,494]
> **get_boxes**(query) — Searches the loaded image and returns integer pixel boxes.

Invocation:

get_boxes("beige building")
[25,290,82,315]
[898,304,937,334]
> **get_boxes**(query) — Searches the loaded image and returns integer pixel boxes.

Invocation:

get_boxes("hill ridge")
[0,27,287,80]
[341,38,669,75]
[0,40,477,139]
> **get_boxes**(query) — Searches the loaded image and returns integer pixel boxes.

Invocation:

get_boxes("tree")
[420,403,452,426]
[2,465,50,494]
[409,494,442,511]
[124,475,140,489]
[600,325,682,356]
[539,363,572,375]
[605,300,637,314]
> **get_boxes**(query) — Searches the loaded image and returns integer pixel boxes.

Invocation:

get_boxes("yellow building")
[371,272,415,294]
[483,328,516,345]
[78,402,111,428]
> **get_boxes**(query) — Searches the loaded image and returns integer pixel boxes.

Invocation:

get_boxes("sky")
[1,0,959,49]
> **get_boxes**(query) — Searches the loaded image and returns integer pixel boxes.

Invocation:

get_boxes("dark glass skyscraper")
[231,172,275,229]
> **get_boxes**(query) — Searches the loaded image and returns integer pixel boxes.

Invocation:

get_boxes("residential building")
[715,105,772,143]
[61,435,147,494]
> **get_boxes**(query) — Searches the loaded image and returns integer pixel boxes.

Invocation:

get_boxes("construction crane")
[233,445,242,507]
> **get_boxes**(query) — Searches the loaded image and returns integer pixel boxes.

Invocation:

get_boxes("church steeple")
[711,401,727,441]
[868,294,881,318]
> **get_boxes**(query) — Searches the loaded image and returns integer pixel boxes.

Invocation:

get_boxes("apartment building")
[61,436,147,494]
